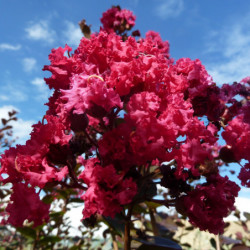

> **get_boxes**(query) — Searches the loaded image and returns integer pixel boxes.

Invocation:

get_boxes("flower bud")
[219,146,236,163]
[70,112,89,132]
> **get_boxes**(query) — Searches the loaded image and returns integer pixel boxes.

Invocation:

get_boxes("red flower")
[101,6,136,34]
[61,73,122,117]
[180,175,240,234]
[6,183,50,227]
[238,163,250,187]
[79,158,137,218]
[222,115,250,162]
[0,116,71,188]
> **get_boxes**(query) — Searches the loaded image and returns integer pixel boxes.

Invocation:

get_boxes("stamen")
[87,75,104,82]
[15,157,21,172]
[137,52,155,58]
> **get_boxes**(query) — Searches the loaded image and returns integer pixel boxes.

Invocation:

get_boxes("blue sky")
[0,0,250,199]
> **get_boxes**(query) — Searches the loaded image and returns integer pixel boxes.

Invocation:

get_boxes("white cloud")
[13,118,34,145]
[129,0,140,7]
[225,197,250,221]
[0,43,21,51]
[22,57,37,73]
[0,105,34,145]
[31,77,51,101]
[31,77,45,88]
[0,105,19,118]
[10,90,27,102]
[235,197,250,213]
[64,203,84,236]
[63,21,83,47]
[0,81,28,102]
[239,187,250,198]
[65,203,107,237]
[0,95,9,101]
[155,0,184,19]
[205,15,250,85]
[25,20,56,44]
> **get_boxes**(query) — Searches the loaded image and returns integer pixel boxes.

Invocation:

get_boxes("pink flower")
[238,163,250,187]
[79,158,137,218]
[6,183,50,227]
[101,6,136,34]
[174,139,213,179]
[1,5,248,233]
[61,73,122,117]
[180,175,240,234]
[222,115,250,162]
[144,31,170,58]
[0,116,71,188]
[43,45,77,90]
[241,76,250,84]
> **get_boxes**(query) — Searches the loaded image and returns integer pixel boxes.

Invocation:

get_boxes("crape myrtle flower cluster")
[100,5,140,40]
[0,6,249,234]
[100,5,136,34]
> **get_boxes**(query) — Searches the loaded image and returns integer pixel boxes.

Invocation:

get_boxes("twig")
[149,208,159,236]
[237,161,244,168]
[124,204,134,250]
[84,130,98,148]
[216,234,220,250]
[111,234,119,250]
[90,126,103,135]
[67,161,87,190]
[56,180,87,190]
[149,198,176,207]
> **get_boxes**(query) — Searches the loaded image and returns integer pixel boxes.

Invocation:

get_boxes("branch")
[55,180,87,190]
[67,160,87,190]
[84,130,98,148]
[149,198,176,207]
[124,204,133,250]
[216,234,221,250]
[149,208,159,236]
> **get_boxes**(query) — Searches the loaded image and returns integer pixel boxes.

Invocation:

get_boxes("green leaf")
[0,226,8,230]
[69,197,84,203]
[133,204,147,214]
[234,209,241,219]
[42,194,54,204]
[210,238,216,249]
[69,246,79,250]
[145,201,162,209]
[103,214,125,236]
[136,236,182,250]
[134,180,157,203]
[243,212,250,220]
[175,221,185,227]
[50,211,65,224]
[16,227,36,239]
[39,236,61,245]
[182,243,191,248]
[156,224,174,237]
[154,213,178,232]
[57,189,78,199]
[50,211,65,218]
